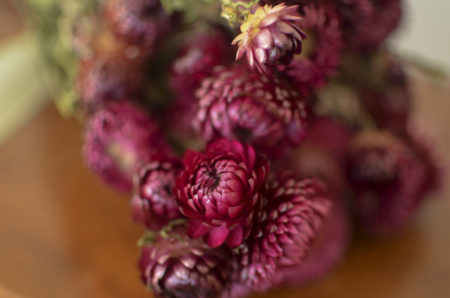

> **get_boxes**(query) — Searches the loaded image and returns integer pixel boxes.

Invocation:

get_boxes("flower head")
[360,57,411,135]
[83,101,171,192]
[346,131,429,234]
[282,198,350,285]
[105,0,171,48]
[338,0,402,50]
[233,4,306,73]
[132,157,183,229]
[234,172,332,292]
[77,54,143,110]
[285,3,343,90]
[195,65,310,157]
[139,223,234,298]
[174,139,269,248]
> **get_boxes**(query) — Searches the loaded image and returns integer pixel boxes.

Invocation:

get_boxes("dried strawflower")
[132,157,183,229]
[174,139,269,248]
[105,0,171,48]
[282,199,350,284]
[234,172,332,292]
[195,65,309,157]
[233,3,306,73]
[83,101,171,192]
[346,131,430,234]
[139,223,234,297]
[285,3,343,90]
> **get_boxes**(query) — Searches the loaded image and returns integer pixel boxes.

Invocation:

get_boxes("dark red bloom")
[132,158,183,229]
[76,54,143,110]
[234,172,332,292]
[359,57,411,135]
[195,65,310,157]
[139,224,234,298]
[282,198,350,284]
[174,139,269,248]
[105,0,171,49]
[346,131,431,235]
[339,0,403,51]
[233,3,306,73]
[284,3,343,90]
[83,101,171,192]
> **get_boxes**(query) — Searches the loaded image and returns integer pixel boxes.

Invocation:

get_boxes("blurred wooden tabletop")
[0,0,23,42]
[0,75,449,298]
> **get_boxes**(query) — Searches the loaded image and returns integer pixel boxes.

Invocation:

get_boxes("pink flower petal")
[207,224,229,247]
[226,225,244,247]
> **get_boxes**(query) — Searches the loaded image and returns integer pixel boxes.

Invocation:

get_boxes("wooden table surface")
[0,0,23,42]
[1,77,450,297]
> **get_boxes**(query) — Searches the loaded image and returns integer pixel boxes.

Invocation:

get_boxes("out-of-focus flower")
[83,101,171,192]
[284,3,343,91]
[346,130,430,235]
[167,28,233,136]
[131,157,183,229]
[76,53,143,110]
[195,65,310,157]
[171,28,232,95]
[338,0,402,50]
[359,58,411,135]
[234,172,332,292]
[105,0,172,49]
[139,223,234,298]
[281,197,350,284]
[174,139,269,248]
[233,3,306,73]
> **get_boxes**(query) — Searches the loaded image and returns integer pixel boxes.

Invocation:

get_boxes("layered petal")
[175,139,269,248]
[83,101,171,191]
[195,65,310,157]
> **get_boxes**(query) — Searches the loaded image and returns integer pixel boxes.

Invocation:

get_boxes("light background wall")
[393,0,450,70]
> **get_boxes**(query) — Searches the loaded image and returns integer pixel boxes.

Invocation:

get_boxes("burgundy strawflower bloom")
[336,0,374,36]
[284,3,343,90]
[174,139,269,248]
[83,101,171,192]
[77,54,143,110]
[195,65,310,157]
[131,158,183,229]
[360,58,411,135]
[339,0,403,50]
[233,3,307,73]
[139,224,234,298]
[234,172,332,292]
[346,131,430,235]
[282,198,350,284]
[105,0,171,49]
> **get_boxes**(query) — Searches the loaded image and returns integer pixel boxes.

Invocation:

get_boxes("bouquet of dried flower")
[29,0,443,297]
